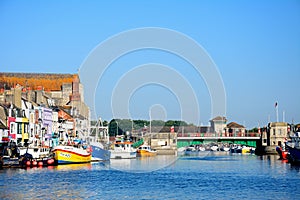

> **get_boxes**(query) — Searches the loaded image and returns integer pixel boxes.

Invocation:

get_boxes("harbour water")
[1,153,300,200]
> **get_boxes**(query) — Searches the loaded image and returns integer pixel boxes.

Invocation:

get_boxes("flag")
[170,126,174,133]
[275,102,278,107]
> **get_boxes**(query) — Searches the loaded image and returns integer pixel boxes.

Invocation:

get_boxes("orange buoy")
[87,146,93,153]
[47,158,54,165]
[26,161,31,166]
[38,161,43,166]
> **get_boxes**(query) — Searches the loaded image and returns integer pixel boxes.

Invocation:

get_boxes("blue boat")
[286,133,300,163]
[90,141,111,161]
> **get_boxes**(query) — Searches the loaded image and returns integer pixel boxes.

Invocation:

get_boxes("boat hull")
[110,151,136,159]
[276,146,289,160]
[137,150,157,157]
[286,146,300,163]
[90,143,111,161]
[53,146,91,164]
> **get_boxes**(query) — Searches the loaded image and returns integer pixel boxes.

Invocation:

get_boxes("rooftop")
[0,72,78,91]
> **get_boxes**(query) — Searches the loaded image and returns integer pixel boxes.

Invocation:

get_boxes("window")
[17,123,22,134]
[24,123,29,133]
[273,129,276,136]
[10,123,15,134]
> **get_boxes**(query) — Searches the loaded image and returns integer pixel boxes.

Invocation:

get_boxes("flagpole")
[276,102,279,122]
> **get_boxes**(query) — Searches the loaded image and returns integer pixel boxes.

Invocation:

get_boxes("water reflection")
[54,163,92,171]
[257,155,300,175]
[109,155,177,172]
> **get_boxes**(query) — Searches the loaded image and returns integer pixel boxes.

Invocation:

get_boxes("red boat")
[276,146,289,160]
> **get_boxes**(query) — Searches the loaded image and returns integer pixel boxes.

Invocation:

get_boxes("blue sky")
[0,1,299,128]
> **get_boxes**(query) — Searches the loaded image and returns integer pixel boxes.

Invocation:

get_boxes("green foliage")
[107,119,190,136]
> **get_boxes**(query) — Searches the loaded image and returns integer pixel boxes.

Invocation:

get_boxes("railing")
[177,132,260,138]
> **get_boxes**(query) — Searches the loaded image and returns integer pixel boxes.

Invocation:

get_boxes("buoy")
[87,146,93,153]
[38,161,43,166]
[26,161,31,166]
[32,160,37,166]
[47,159,54,165]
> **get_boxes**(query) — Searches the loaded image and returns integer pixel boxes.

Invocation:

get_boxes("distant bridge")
[177,133,261,147]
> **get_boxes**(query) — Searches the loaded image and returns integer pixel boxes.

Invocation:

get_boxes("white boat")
[223,147,230,152]
[210,145,219,151]
[110,136,136,159]
[199,146,206,151]
[19,146,51,159]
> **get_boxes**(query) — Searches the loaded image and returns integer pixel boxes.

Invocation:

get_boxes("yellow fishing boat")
[52,145,92,164]
[137,145,157,157]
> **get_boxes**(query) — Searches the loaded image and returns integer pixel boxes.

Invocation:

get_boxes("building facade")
[210,116,227,135]
[0,72,90,146]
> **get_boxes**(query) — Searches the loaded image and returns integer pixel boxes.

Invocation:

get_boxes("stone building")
[210,116,227,135]
[225,122,246,137]
[258,122,289,154]
[267,122,289,146]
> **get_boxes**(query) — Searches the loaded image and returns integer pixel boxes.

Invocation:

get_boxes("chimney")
[35,86,44,105]
[13,86,22,109]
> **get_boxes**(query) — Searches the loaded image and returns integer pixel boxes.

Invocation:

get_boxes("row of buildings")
[0,72,297,153]
[208,115,294,150]
[0,73,89,147]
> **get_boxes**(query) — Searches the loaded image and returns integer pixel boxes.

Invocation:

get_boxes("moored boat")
[242,146,251,154]
[19,146,51,159]
[90,141,111,161]
[137,144,157,157]
[230,144,242,154]
[52,145,92,164]
[286,133,300,163]
[0,141,55,168]
[276,146,289,160]
[110,136,136,159]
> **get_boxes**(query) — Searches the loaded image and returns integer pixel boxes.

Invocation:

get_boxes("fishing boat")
[0,141,55,168]
[110,136,136,159]
[52,145,92,164]
[90,141,111,161]
[137,144,157,157]
[19,146,51,159]
[87,119,111,161]
[286,133,300,163]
